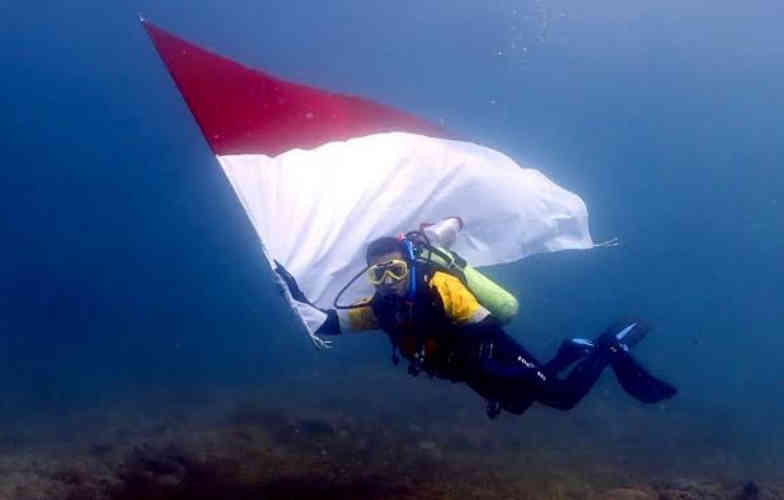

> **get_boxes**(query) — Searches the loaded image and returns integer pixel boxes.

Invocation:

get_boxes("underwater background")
[1,1,782,498]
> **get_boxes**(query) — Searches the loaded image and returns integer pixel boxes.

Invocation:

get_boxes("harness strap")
[404,239,417,299]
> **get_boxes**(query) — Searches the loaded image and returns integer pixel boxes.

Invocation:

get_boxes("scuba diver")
[275,219,677,418]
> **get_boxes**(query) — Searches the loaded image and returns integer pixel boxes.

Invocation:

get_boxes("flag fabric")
[141,19,595,348]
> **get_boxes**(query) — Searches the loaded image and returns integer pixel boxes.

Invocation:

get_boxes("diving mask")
[367,259,409,285]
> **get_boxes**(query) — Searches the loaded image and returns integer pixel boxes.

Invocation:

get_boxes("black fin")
[611,350,677,403]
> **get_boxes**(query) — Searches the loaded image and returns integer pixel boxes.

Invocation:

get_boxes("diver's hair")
[366,236,408,265]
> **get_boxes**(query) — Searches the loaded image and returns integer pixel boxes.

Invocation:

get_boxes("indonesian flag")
[141,18,595,348]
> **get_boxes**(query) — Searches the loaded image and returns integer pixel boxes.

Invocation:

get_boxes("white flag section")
[218,131,593,345]
[142,20,599,349]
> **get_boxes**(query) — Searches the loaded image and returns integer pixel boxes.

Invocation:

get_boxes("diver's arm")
[274,261,377,335]
[274,262,341,336]
[336,301,378,333]
[312,304,380,335]
[428,271,490,326]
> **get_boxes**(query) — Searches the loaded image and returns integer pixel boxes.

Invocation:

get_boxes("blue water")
[2,0,783,484]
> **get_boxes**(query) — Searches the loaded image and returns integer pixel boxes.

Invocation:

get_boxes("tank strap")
[412,245,469,286]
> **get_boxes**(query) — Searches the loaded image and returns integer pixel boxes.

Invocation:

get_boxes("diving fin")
[547,321,650,376]
[611,349,677,403]
[594,319,676,403]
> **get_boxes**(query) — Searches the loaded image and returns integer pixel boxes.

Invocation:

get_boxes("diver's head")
[366,236,410,298]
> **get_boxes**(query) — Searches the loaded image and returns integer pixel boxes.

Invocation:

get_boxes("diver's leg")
[536,320,676,409]
[476,351,602,413]
[468,331,548,417]
[473,333,607,412]
[543,338,594,376]
[468,321,674,416]
[534,349,611,410]
[475,333,549,383]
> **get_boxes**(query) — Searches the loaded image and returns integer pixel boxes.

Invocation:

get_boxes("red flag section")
[141,19,442,156]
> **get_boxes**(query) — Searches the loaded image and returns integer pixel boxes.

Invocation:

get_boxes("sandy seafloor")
[0,365,781,500]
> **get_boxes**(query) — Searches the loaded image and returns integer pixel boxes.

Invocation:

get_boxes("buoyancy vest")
[372,263,472,379]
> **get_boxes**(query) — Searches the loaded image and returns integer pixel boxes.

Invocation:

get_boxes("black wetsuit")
[367,267,615,416]
[458,317,612,415]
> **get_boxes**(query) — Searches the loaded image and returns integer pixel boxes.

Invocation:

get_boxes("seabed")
[0,370,780,500]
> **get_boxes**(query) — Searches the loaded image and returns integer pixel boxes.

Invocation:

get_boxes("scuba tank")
[414,218,519,324]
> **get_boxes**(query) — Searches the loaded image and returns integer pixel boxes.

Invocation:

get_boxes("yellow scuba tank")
[417,218,519,324]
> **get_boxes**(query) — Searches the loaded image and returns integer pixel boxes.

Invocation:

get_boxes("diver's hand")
[274,261,341,340]
[274,261,313,305]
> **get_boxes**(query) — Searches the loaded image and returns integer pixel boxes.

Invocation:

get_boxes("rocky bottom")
[1,399,781,500]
